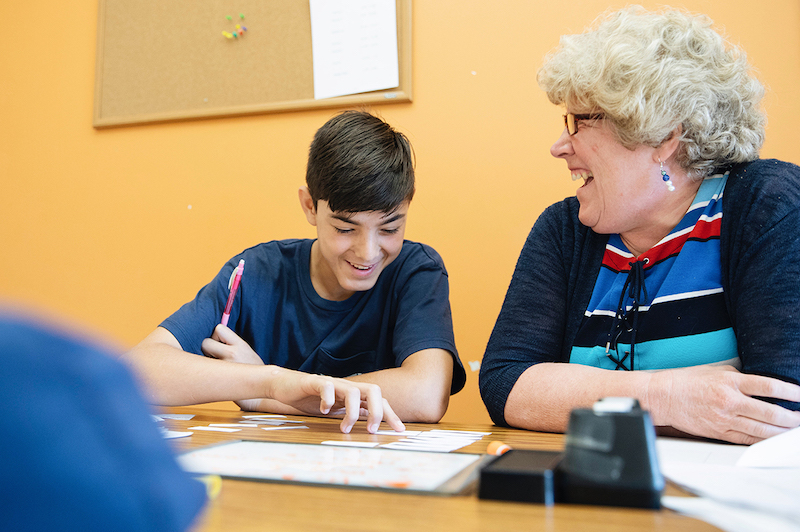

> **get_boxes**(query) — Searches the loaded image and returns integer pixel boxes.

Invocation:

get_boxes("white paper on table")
[159,413,195,420]
[321,440,381,448]
[662,462,800,520]
[737,426,800,468]
[375,430,422,437]
[657,436,800,530]
[662,496,800,532]
[162,430,193,439]
[402,436,480,447]
[656,437,747,467]
[309,0,399,99]
[380,442,458,453]
[188,426,241,433]
[178,440,481,493]
[427,429,493,437]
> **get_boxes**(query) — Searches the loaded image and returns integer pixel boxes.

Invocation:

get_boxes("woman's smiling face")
[550,113,665,237]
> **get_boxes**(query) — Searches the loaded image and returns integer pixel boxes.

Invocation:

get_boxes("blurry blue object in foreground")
[0,312,206,532]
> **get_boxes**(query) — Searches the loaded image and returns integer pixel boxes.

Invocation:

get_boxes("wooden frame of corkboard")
[93,0,411,128]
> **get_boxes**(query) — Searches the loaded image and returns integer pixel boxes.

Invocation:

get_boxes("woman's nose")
[550,128,574,159]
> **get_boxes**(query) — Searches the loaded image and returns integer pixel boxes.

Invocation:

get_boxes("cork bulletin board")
[92,0,411,128]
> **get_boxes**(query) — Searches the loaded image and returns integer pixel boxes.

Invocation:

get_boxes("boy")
[123,111,465,432]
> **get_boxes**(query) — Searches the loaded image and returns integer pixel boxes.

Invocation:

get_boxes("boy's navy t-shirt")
[161,239,466,394]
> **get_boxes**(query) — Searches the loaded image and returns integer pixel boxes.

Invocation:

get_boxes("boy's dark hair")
[306,110,415,213]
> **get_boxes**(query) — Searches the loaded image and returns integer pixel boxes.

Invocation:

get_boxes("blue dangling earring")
[660,160,675,191]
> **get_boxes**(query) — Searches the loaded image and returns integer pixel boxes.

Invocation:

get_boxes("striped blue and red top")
[570,173,739,371]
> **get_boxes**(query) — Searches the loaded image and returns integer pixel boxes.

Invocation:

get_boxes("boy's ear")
[298,186,318,226]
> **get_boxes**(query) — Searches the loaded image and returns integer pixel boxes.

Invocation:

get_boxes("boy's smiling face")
[300,188,408,301]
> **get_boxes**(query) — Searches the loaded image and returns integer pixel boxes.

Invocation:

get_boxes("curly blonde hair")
[537,6,766,179]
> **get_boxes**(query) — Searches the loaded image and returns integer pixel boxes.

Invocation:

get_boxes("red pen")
[221,259,245,326]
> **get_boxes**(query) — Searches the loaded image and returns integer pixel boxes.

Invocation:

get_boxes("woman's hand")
[649,365,800,444]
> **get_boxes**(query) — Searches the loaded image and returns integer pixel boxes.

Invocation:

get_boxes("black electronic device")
[478,450,563,505]
[478,398,663,509]
[556,397,664,509]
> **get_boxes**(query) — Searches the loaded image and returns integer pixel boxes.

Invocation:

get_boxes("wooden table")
[161,406,719,532]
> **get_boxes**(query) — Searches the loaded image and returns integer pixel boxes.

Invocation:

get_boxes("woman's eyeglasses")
[563,113,605,135]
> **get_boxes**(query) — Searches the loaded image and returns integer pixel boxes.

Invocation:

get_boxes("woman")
[479,6,800,445]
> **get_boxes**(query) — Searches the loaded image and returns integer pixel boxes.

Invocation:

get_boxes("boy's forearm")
[235,397,307,416]
[120,331,271,406]
[239,371,449,423]
[346,349,453,423]
[122,328,452,425]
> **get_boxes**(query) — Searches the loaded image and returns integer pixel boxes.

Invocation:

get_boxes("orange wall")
[2,0,799,424]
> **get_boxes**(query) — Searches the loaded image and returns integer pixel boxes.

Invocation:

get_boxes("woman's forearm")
[503,362,655,432]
